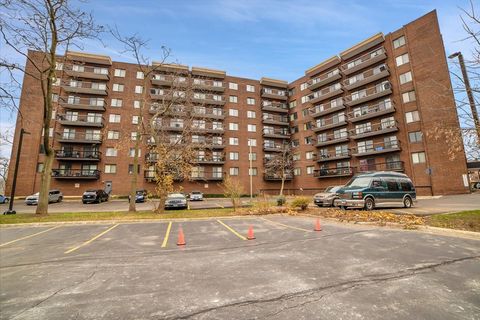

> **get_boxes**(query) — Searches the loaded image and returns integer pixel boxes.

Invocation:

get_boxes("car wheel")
[82,201,87,204]
[4,198,9,203]
[57,196,63,203]
[403,196,412,208]
[364,197,375,211]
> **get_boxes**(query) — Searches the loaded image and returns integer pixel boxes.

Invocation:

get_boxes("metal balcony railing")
[314,167,353,178]
[52,168,100,179]
[55,150,101,161]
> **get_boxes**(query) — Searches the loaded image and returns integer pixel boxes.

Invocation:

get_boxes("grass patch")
[425,210,480,232]
[0,208,236,225]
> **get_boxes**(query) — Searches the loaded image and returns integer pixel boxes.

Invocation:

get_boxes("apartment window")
[290,112,298,121]
[107,130,119,139]
[409,131,423,143]
[306,166,315,175]
[128,164,140,174]
[399,71,412,85]
[405,111,420,123]
[402,90,416,103]
[105,164,117,174]
[112,83,124,92]
[106,148,117,157]
[292,139,300,148]
[302,109,309,117]
[247,110,256,118]
[132,116,140,124]
[129,148,141,157]
[229,123,239,131]
[306,151,314,160]
[248,152,257,161]
[412,152,426,164]
[52,78,60,86]
[229,137,239,145]
[294,168,301,176]
[229,108,238,117]
[247,138,257,147]
[247,124,256,132]
[229,152,239,160]
[292,153,300,161]
[291,125,299,133]
[289,100,297,109]
[37,163,44,173]
[136,71,144,79]
[52,93,59,102]
[109,114,121,123]
[357,140,374,153]
[248,167,257,176]
[114,69,126,77]
[55,62,63,70]
[135,85,143,94]
[131,132,139,141]
[395,53,410,67]
[300,82,308,91]
[133,100,141,109]
[393,36,406,49]
[111,98,123,107]
[247,98,255,105]
[229,82,238,90]
[229,167,239,176]
[246,85,255,92]
[304,136,313,145]
[227,95,237,103]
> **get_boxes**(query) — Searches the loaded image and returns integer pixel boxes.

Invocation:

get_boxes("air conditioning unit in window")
[384,83,391,90]
[379,65,386,72]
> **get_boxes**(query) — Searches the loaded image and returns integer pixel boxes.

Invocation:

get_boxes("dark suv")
[82,189,109,204]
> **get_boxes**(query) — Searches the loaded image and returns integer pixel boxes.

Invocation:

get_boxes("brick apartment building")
[6,10,469,197]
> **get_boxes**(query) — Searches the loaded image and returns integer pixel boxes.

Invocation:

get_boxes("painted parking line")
[0,226,60,248]
[216,220,247,240]
[260,217,312,233]
[215,203,225,209]
[161,222,172,248]
[65,224,119,254]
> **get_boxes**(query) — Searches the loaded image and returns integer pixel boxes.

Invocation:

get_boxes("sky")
[0,0,476,159]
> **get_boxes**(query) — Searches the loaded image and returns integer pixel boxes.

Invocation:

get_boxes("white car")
[25,190,63,205]
[189,191,203,201]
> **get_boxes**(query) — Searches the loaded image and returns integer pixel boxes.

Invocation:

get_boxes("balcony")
[312,116,347,133]
[348,100,395,123]
[61,81,108,95]
[263,173,293,181]
[52,168,100,180]
[262,115,289,126]
[194,157,225,164]
[352,140,401,157]
[356,161,405,173]
[261,88,288,101]
[55,150,101,161]
[151,74,188,87]
[341,47,387,76]
[307,83,343,105]
[57,114,104,127]
[144,170,183,182]
[59,98,106,112]
[192,126,224,134]
[192,93,226,106]
[191,171,224,181]
[261,101,289,113]
[149,105,185,116]
[57,132,102,144]
[314,167,353,178]
[263,143,287,153]
[192,109,225,120]
[65,66,109,80]
[150,89,187,102]
[193,79,225,92]
[350,120,398,140]
[344,82,392,107]
[315,134,349,147]
[343,65,390,91]
[317,151,351,162]
[263,128,290,139]
[145,153,159,163]
[307,69,342,91]
[191,141,226,149]
[309,99,344,118]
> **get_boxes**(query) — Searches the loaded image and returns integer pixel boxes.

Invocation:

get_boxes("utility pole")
[4,128,30,215]
[249,144,253,201]
[449,51,480,144]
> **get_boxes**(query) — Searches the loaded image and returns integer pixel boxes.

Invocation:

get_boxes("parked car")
[25,190,63,205]
[0,195,9,204]
[165,193,188,210]
[313,186,342,207]
[334,172,416,210]
[189,191,203,201]
[82,189,109,204]
[128,190,147,203]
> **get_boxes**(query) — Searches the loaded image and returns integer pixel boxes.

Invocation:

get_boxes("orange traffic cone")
[177,227,186,246]
[314,218,322,231]
[247,225,255,240]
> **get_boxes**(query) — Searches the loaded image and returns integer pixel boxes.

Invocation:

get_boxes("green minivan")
[333,172,416,210]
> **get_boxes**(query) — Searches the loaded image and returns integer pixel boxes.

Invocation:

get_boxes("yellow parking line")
[161,222,172,248]
[65,224,119,254]
[215,203,224,208]
[0,226,60,248]
[217,220,247,240]
[260,217,312,233]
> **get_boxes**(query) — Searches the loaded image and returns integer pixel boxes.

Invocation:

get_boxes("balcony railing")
[312,115,347,132]
[262,101,289,113]
[309,98,344,118]
[65,65,109,80]
[194,156,225,164]
[307,68,341,91]
[57,114,104,127]
[317,151,351,162]
[191,171,224,181]
[52,168,100,179]
[352,140,401,157]
[315,133,349,147]
[306,83,343,104]
[192,93,226,105]
[193,79,225,92]
[144,169,183,182]
[151,74,188,87]
[314,167,353,178]
[261,88,288,101]
[341,47,387,75]
[348,99,395,122]
[57,132,102,144]
[55,150,101,161]
[343,64,390,91]
[150,89,187,102]
[263,173,293,181]
[192,109,225,119]
[344,81,392,107]
[356,161,405,173]
[59,97,106,111]
[263,128,290,139]
[262,114,289,126]
[263,143,287,152]
[61,81,108,95]
[350,120,398,140]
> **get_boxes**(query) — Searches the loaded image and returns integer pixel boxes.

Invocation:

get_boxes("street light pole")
[4,128,30,215]
[249,144,253,201]
[448,51,480,144]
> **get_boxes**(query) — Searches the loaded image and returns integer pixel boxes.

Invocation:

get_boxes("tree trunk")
[280,177,285,197]
[128,138,140,212]
[157,195,166,214]
[36,151,54,214]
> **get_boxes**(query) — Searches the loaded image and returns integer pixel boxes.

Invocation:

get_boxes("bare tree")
[264,143,294,196]
[220,175,244,212]
[0,0,102,214]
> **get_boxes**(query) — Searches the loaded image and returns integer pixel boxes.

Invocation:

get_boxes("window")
[135,85,143,94]
[247,98,255,105]
[52,93,59,102]
[247,124,256,132]
[412,152,426,164]
[229,137,239,145]
[104,164,117,174]
[290,112,298,121]
[229,152,239,160]
[300,82,308,91]
[402,90,416,103]
[129,148,141,157]
[405,111,420,123]
[399,71,412,84]
[395,53,410,66]
[393,36,406,49]
[292,139,300,148]
[109,114,121,123]
[229,95,238,103]
[289,100,297,109]
[229,167,239,176]
[291,125,299,133]
[229,123,239,131]
[55,62,63,70]
[112,83,124,92]
[248,152,257,161]
[306,166,315,175]
[229,82,238,90]
[229,109,238,117]
[246,85,255,92]
[131,132,139,141]
[114,69,125,77]
[128,164,140,175]
[136,71,144,79]
[249,167,257,176]
[247,110,256,118]
[302,109,309,117]
[247,138,257,147]
[409,131,423,143]
[304,136,313,145]
[107,130,119,139]
[106,148,117,157]
[111,98,123,107]
[294,168,301,176]
[306,151,314,160]
[132,116,140,124]
[37,163,44,173]
[133,100,141,109]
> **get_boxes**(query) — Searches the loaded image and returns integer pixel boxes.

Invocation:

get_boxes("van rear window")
[400,181,413,191]
[386,179,400,191]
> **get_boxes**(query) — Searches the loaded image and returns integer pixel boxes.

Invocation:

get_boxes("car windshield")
[329,186,342,193]
[33,192,39,196]
[136,191,144,195]
[345,177,373,188]
[191,192,201,195]
[168,193,184,198]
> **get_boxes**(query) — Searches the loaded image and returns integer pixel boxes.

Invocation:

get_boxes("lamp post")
[249,144,253,201]
[448,51,480,143]
[4,128,30,215]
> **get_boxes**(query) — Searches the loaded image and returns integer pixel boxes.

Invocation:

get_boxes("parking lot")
[1,215,479,319]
